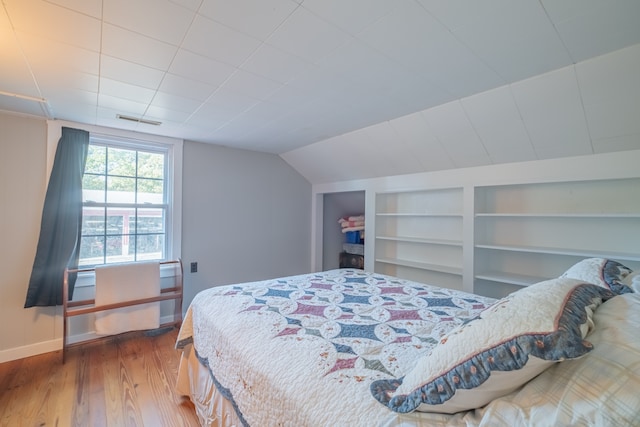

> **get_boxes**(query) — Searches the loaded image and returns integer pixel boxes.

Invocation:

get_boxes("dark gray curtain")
[24,127,89,307]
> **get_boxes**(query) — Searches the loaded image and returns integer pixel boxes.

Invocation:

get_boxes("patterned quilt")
[176,269,495,427]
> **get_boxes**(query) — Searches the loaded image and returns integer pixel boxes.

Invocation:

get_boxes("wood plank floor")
[0,328,200,427]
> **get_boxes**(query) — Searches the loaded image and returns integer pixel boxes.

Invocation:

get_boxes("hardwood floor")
[0,328,200,426]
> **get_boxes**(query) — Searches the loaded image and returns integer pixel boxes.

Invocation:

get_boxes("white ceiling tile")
[0,30,39,95]
[450,1,570,81]
[511,66,592,152]
[100,55,165,90]
[535,143,593,160]
[103,0,194,45]
[266,7,351,64]
[592,134,640,154]
[202,88,261,119]
[240,44,315,84]
[158,73,217,101]
[46,0,103,19]
[169,49,236,87]
[356,1,503,97]
[97,93,149,115]
[199,0,299,39]
[99,78,156,105]
[144,105,192,123]
[302,0,396,36]
[169,0,201,12]
[150,91,203,113]
[18,32,100,75]
[462,86,535,156]
[388,112,455,171]
[577,44,640,140]
[4,0,100,51]
[182,14,262,66]
[421,101,487,158]
[219,70,283,101]
[102,23,178,70]
[543,0,640,62]
[416,0,499,31]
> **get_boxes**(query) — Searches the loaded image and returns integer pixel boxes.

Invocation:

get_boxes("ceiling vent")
[117,114,162,126]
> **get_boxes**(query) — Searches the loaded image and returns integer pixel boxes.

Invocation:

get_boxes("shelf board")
[474,271,551,287]
[374,258,462,276]
[475,244,640,261]
[377,213,462,217]
[475,213,640,218]
[375,236,462,246]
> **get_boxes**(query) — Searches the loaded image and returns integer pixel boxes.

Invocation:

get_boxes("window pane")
[138,178,164,204]
[85,145,106,174]
[83,175,105,203]
[79,235,104,266]
[137,234,164,260]
[105,208,126,235]
[107,147,136,177]
[106,235,135,263]
[138,151,164,179]
[135,208,165,234]
[107,176,135,203]
[81,209,105,235]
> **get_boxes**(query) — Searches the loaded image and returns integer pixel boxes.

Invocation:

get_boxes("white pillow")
[561,258,633,295]
[370,278,614,414]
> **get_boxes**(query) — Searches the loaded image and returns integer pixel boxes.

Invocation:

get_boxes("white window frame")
[46,120,182,287]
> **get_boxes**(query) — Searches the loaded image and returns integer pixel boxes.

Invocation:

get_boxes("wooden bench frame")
[62,259,183,362]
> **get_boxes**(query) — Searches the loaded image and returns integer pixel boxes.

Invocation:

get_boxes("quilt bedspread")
[176,269,495,427]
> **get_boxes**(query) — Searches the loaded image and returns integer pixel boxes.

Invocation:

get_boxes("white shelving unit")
[374,187,464,290]
[473,178,640,298]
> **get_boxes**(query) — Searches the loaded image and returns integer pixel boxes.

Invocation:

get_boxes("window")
[79,137,170,267]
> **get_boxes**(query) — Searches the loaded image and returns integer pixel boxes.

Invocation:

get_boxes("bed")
[175,260,640,426]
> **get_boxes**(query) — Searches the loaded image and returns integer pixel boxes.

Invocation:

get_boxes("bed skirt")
[176,344,243,427]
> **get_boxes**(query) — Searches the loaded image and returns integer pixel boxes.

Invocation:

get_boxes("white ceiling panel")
[240,44,315,84]
[168,49,236,87]
[462,86,535,158]
[4,0,101,51]
[103,0,194,45]
[182,14,262,66]
[542,0,640,63]
[302,0,395,36]
[158,73,217,102]
[266,7,351,64]
[421,101,487,159]
[511,66,592,153]
[101,23,178,70]
[2,0,640,184]
[220,70,283,101]
[576,44,640,141]
[198,0,298,40]
[100,55,165,90]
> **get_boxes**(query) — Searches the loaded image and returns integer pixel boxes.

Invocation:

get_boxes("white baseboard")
[0,338,62,364]
[0,315,177,363]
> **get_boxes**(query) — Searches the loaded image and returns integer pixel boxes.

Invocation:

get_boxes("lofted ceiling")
[1,0,640,184]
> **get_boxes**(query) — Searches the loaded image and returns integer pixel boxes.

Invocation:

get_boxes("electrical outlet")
[190,262,198,273]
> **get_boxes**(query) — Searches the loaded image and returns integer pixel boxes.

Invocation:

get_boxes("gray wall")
[0,113,52,358]
[181,141,312,307]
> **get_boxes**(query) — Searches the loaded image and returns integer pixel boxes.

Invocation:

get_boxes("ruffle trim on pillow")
[370,284,614,413]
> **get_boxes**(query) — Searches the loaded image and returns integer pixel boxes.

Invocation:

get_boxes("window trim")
[46,120,182,288]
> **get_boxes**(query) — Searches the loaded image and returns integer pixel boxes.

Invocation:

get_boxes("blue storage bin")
[345,231,360,243]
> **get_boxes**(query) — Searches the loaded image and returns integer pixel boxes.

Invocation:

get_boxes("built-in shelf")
[474,272,552,287]
[475,213,640,218]
[375,236,462,246]
[377,213,463,217]
[375,258,463,276]
[474,244,640,262]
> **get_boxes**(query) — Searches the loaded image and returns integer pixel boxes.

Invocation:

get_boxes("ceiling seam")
[571,65,595,154]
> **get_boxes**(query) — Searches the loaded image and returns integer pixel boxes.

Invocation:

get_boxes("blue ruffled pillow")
[561,258,633,295]
[370,278,614,414]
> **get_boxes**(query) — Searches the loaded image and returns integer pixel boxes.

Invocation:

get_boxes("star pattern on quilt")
[233,270,490,377]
